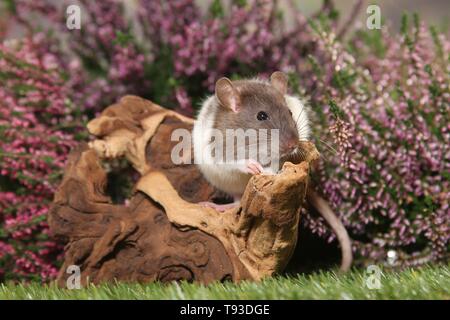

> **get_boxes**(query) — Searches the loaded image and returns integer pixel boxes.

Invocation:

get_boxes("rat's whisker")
[297,126,310,140]
[296,121,309,131]
[315,142,336,157]
[315,140,334,154]
[296,122,310,135]
[295,106,305,125]
[320,152,329,162]
[317,138,338,154]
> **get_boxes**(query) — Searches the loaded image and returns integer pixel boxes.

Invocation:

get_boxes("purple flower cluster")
[0,37,79,281]
[137,0,315,108]
[8,0,319,112]
[304,20,449,265]
[57,1,150,112]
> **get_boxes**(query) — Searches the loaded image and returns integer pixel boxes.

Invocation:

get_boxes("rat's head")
[213,71,300,162]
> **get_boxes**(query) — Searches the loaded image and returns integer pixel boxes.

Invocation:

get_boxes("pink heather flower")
[307,18,449,266]
[0,37,75,282]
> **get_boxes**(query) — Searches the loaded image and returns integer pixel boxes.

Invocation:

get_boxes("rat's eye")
[257,111,269,121]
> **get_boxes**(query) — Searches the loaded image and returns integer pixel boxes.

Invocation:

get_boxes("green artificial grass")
[1,264,449,300]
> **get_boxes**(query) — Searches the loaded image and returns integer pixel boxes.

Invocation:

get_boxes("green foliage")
[209,0,224,18]
[0,264,448,299]
[328,99,344,119]
[113,31,134,47]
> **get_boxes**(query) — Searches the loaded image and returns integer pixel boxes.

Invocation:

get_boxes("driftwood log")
[48,95,320,286]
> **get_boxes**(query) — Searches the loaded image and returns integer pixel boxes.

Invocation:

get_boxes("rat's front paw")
[241,159,264,175]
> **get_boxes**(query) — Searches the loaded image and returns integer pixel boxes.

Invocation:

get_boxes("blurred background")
[2,0,449,38]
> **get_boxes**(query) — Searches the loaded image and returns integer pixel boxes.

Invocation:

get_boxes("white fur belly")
[198,163,250,195]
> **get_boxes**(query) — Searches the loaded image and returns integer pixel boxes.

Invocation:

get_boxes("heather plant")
[303,15,449,266]
[9,0,327,114]
[0,36,81,281]
[0,0,448,282]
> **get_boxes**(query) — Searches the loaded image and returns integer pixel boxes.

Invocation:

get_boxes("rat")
[192,71,352,270]
[193,71,305,210]
[193,72,302,211]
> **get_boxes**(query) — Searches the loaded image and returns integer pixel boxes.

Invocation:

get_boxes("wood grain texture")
[48,95,319,286]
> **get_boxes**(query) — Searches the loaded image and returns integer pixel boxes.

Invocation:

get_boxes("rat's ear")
[270,71,288,95]
[215,77,241,113]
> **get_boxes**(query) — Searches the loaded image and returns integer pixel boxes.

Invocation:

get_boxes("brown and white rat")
[192,71,352,271]
[193,71,309,209]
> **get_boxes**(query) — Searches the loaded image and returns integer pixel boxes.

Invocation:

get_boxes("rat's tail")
[307,189,353,271]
